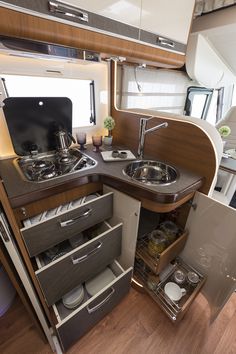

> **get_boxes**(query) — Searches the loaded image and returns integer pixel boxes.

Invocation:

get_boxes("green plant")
[103,116,115,136]
[218,125,231,138]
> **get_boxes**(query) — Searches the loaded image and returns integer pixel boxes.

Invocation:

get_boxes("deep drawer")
[21,192,113,257]
[35,222,122,306]
[53,261,132,352]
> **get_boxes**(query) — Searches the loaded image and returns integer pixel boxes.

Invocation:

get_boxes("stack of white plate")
[62,284,85,309]
[85,267,116,297]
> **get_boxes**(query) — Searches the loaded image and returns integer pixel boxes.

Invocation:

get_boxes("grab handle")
[59,208,92,227]
[71,242,102,264]
[87,287,115,314]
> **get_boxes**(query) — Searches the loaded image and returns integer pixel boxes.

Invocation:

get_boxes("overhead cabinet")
[140,0,196,53]
[1,0,195,55]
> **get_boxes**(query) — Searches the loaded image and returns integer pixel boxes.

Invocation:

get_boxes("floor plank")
[1,290,236,354]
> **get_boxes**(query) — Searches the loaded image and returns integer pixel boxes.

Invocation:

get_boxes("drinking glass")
[76,132,87,150]
[92,135,102,152]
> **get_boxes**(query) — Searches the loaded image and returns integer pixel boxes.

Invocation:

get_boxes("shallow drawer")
[35,222,122,306]
[53,261,132,352]
[21,192,113,257]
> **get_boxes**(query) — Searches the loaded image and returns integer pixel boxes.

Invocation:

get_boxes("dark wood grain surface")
[36,224,122,306]
[0,146,203,209]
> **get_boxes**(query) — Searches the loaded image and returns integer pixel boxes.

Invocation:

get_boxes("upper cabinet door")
[181,191,236,321]
[61,0,141,28]
[140,0,195,50]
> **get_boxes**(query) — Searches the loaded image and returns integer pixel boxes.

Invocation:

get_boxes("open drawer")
[35,221,122,306]
[52,261,132,352]
[136,231,188,275]
[134,258,205,323]
[21,192,113,257]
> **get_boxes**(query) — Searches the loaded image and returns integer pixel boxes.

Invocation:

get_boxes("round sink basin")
[123,160,178,185]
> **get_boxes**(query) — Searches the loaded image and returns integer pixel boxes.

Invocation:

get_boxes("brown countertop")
[0,145,204,208]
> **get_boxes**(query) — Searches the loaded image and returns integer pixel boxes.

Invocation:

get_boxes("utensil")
[55,130,76,153]
[164,282,186,301]
[92,135,102,152]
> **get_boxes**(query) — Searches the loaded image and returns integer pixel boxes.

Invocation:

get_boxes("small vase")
[103,136,113,146]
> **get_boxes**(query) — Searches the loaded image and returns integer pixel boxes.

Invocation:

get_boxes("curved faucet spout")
[137,117,168,159]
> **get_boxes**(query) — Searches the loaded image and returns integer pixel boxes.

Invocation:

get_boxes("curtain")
[194,0,236,17]
[119,65,192,115]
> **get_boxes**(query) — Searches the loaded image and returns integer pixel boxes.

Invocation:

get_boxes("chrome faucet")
[137,116,168,159]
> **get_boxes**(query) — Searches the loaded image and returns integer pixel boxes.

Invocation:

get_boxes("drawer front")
[36,224,122,306]
[57,266,132,352]
[21,193,113,256]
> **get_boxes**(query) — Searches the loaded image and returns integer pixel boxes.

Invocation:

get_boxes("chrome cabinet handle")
[87,287,115,314]
[71,241,102,264]
[48,1,89,22]
[156,36,175,48]
[59,208,92,227]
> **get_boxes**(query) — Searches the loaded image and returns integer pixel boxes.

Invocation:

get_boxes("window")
[184,86,213,120]
[184,86,224,125]
[2,75,96,127]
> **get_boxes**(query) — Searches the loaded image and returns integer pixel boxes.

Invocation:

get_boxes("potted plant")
[218,125,231,138]
[218,125,231,150]
[103,116,115,145]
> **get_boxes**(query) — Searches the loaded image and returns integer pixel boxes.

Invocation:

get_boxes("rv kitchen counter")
[0,146,203,209]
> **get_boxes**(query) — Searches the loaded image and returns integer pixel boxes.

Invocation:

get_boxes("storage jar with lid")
[147,229,167,257]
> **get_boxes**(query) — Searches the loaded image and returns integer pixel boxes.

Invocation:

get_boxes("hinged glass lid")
[3,97,72,156]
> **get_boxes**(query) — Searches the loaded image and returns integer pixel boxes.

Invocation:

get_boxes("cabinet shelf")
[134,258,206,323]
[136,231,188,275]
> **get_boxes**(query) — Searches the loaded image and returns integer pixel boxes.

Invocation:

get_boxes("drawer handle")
[156,36,175,48]
[59,208,92,227]
[48,1,89,22]
[87,287,115,314]
[71,241,102,264]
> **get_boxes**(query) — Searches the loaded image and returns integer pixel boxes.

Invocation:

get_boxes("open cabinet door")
[103,185,141,270]
[181,192,236,321]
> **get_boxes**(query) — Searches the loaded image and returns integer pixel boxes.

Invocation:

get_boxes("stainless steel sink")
[123,160,178,185]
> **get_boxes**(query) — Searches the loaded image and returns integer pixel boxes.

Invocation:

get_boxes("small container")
[112,150,119,158]
[173,270,186,284]
[147,274,159,291]
[159,220,179,244]
[187,271,200,285]
[118,151,127,159]
[147,229,167,257]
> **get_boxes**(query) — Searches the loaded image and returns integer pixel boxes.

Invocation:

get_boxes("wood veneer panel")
[111,62,216,194]
[0,7,185,68]
[0,242,45,341]
[0,181,53,325]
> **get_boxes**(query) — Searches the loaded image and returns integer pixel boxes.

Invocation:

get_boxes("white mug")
[164,282,186,301]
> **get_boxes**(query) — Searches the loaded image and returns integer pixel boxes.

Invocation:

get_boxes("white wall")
[0,53,109,159]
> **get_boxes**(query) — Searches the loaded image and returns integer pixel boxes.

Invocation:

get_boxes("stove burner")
[16,148,97,182]
[58,154,77,165]
[41,167,58,180]
[32,160,53,169]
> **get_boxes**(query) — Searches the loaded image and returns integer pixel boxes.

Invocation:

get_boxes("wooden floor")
[1,290,236,354]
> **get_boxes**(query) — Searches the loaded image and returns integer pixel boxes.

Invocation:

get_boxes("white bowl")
[85,268,116,297]
[62,284,84,309]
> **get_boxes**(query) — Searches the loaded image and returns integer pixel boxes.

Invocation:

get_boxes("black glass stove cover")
[3,97,72,156]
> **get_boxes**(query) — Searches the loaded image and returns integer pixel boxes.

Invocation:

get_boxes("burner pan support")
[15,148,97,183]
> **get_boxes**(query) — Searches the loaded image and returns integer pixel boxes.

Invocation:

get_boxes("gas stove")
[14,148,97,183]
